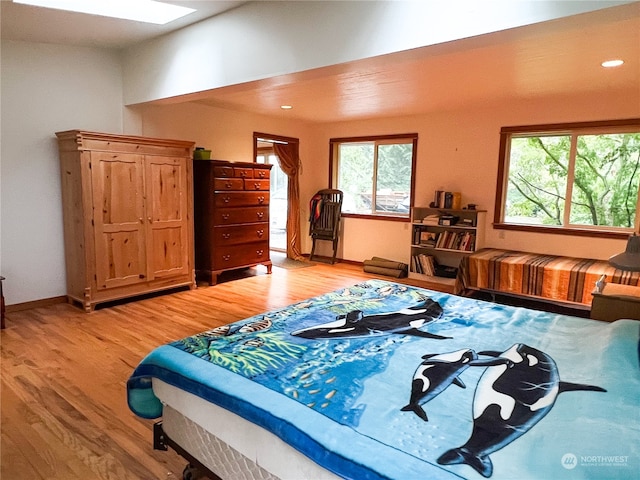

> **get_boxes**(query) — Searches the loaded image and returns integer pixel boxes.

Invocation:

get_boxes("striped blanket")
[458,248,640,306]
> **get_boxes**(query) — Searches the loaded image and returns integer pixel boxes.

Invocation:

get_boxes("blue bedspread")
[127,279,640,479]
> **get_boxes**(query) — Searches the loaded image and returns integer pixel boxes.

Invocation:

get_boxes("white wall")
[309,89,639,264]
[0,40,124,305]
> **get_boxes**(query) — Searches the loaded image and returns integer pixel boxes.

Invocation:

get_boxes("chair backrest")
[309,189,343,235]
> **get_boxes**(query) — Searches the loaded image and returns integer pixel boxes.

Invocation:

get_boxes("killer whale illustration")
[401,349,511,421]
[290,299,448,340]
[436,343,606,478]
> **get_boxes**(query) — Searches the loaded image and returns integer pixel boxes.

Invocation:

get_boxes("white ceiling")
[2,1,639,123]
[0,0,250,49]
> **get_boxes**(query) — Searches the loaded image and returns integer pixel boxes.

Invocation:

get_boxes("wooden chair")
[309,189,343,264]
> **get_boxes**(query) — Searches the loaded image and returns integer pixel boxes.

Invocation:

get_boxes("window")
[495,119,640,237]
[330,134,417,219]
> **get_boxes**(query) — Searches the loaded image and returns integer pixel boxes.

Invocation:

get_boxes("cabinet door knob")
[148,217,152,223]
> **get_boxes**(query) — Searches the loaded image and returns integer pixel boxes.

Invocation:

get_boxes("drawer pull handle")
[258,196,265,204]
[257,171,266,178]
[256,250,264,256]
[222,213,230,220]
[254,182,260,190]
[225,182,233,189]
[256,230,264,237]
[223,254,231,261]
[240,171,248,177]
[223,196,231,203]
[257,212,264,219]
[223,233,231,239]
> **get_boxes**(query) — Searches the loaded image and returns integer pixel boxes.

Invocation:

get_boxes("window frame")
[494,118,640,239]
[329,133,418,222]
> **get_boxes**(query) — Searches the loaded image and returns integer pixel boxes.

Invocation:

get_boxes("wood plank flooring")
[1,261,377,480]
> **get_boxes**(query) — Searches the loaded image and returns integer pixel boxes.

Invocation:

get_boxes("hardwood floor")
[1,261,376,480]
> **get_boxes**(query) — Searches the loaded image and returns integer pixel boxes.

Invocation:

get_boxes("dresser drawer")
[244,179,270,191]
[213,242,270,269]
[214,223,269,246]
[233,167,254,179]
[253,167,270,179]
[214,206,269,225]
[214,178,244,191]
[213,166,234,178]
[214,191,269,207]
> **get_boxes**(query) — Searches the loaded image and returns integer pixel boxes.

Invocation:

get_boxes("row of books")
[435,230,476,251]
[433,190,462,209]
[413,229,476,251]
[410,254,458,278]
[411,254,437,276]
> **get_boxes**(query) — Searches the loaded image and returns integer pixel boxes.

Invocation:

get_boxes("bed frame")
[154,421,220,480]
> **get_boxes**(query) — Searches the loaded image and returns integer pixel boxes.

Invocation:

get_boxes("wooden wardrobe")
[56,130,196,312]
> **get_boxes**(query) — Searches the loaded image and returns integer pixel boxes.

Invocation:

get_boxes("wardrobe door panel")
[145,155,191,278]
[90,152,147,290]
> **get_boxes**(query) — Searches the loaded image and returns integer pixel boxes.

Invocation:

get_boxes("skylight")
[14,0,196,25]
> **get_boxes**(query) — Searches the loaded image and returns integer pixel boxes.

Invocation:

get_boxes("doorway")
[256,140,288,251]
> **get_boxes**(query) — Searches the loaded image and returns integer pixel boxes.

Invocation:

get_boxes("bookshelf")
[409,206,486,291]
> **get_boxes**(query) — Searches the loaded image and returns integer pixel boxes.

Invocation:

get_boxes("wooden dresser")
[194,160,273,284]
[56,130,196,311]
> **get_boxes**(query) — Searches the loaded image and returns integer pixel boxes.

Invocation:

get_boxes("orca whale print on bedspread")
[290,298,449,339]
[436,343,606,478]
[400,349,513,422]
[127,279,640,480]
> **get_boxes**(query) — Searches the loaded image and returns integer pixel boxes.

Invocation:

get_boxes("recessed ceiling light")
[13,0,196,25]
[280,105,293,110]
[601,59,624,68]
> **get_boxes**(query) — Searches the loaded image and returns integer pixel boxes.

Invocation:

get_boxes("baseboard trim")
[6,296,67,313]
[303,253,361,266]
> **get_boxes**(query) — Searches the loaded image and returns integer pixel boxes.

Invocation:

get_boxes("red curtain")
[273,142,304,260]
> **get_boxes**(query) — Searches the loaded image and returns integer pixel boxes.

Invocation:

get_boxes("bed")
[127,279,639,480]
